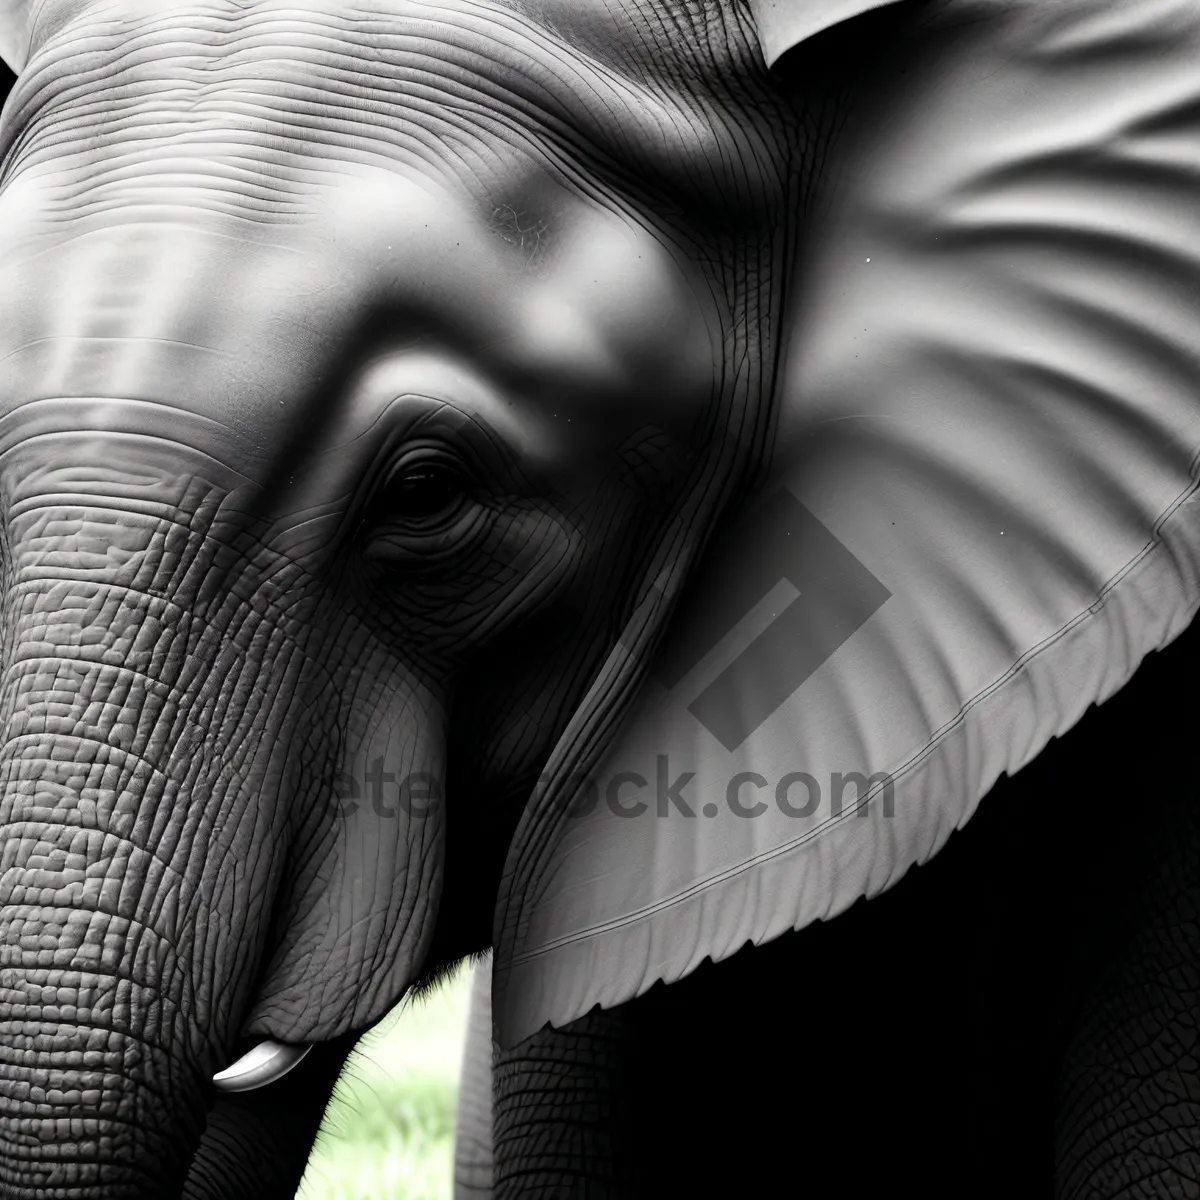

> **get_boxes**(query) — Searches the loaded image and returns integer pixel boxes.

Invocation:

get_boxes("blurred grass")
[298,964,473,1200]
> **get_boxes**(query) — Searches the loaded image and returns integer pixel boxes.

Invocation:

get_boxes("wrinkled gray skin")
[0,0,805,1195]
[2,0,1195,1197]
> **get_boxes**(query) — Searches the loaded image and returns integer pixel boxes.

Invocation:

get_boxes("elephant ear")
[491,0,1200,1047]
[0,0,31,73]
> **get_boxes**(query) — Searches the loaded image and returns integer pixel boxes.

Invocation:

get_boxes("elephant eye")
[385,462,467,522]
[360,447,495,570]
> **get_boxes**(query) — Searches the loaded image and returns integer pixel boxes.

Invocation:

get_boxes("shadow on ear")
[491,0,1200,1048]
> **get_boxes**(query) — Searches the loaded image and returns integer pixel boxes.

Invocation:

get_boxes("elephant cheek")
[243,704,446,1042]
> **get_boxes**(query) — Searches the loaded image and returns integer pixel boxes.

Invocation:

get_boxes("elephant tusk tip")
[213,1040,313,1093]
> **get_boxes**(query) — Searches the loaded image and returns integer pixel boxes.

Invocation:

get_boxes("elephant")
[0,0,1199,1196]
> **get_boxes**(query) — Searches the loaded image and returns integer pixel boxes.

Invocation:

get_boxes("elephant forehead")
[0,1,726,475]
[0,165,716,482]
[3,0,741,214]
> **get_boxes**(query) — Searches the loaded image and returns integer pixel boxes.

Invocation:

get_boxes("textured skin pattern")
[0,1,807,1193]
[1056,807,1200,1198]
[493,1012,636,1200]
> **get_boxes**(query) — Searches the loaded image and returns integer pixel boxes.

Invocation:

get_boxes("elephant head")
[0,0,822,1193]
[6,0,1200,1193]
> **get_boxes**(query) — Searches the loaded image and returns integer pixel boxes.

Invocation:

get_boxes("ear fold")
[492,0,1200,1047]
[0,0,31,73]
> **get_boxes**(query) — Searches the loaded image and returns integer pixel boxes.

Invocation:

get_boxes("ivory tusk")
[213,1040,313,1093]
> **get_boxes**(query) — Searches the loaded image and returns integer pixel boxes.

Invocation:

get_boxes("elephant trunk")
[0,462,309,1195]
[0,726,242,1197]
[0,993,205,1198]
